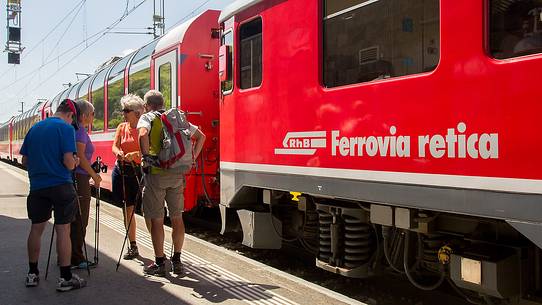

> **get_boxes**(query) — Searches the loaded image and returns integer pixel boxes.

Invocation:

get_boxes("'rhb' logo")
[274,131,327,155]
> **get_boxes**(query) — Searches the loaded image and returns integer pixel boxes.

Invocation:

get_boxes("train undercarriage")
[221,188,542,305]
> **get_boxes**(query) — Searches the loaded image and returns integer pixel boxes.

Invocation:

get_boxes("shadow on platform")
[0,214,280,305]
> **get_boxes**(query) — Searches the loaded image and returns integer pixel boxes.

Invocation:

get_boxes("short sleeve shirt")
[20,117,77,191]
[74,126,95,175]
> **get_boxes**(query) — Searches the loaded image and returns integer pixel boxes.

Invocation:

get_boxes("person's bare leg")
[28,222,47,263]
[170,216,185,253]
[149,217,164,258]
[55,224,71,267]
[125,205,137,243]
[145,218,152,233]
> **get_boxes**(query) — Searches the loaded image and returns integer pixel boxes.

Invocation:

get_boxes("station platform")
[0,162,363,305]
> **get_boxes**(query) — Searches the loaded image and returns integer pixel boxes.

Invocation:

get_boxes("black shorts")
[112,163,143,207]
[27,183,77,225]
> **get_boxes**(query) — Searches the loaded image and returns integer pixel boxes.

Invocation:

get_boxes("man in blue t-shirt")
[20,99,87,292]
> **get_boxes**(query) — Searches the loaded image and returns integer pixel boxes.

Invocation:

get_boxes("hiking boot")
[25,273,39,287]
[71,260,96,270]
[143,262,166,277]
[123,246,139,260]
[171,260,183,275]
[56,274,86,292]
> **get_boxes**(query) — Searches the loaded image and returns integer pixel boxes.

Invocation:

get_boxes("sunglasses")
[122,109,133,113]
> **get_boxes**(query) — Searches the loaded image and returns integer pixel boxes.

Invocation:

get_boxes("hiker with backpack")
[137,90,206,276]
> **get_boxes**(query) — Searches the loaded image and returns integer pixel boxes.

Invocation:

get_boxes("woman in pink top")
[112,94,145,260]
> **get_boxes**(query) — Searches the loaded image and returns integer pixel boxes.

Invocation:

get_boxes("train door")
[154,50,178,109]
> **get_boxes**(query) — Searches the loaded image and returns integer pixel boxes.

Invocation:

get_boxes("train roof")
[155,16,195,53]
[11,102,43,123]
[155,10,216,53]
[219,0,263,23]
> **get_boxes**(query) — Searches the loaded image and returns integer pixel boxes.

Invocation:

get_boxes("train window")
[51,89,67,113]
[221,30,234,93]
[68,81,83,100]
[60,87,70,101]
[77,76,93,101]
[239,18,262,89]
[323,0,440,88]
[108,55,132,130]
[128,40,158,98]
[90,68,108,132]
[489,0,542,59]
[66,84,78,101]
[158,63,172,109]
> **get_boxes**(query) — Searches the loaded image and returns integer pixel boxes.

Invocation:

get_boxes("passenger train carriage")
[218,0,542,303]
[0,10,221,211]
[1,0,542,303]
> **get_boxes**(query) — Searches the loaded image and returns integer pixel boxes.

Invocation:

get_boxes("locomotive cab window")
[220,30,234,93]
[489,0,542,59]
[239,17,262,89]
[323,0,440,88]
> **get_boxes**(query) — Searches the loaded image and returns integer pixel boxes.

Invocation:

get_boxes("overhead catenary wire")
[16,1,87,97]
[44,1,87,64]
[3,0,213,114]
[0,0,150,99]
[167,0,212,31]
[0,0,87,83]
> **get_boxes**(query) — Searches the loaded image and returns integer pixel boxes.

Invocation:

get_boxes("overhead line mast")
[5,0,23,64]
[153,0,165,38]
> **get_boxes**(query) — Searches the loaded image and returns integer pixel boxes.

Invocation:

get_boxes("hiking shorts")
[27,183,77,225]
[112,163,142,207]
[142,168,186,219]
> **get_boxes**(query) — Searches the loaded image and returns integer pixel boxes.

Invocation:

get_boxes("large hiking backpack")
[152,109,193,169]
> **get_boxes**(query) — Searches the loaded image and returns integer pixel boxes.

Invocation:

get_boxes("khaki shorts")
[142,167,187,219]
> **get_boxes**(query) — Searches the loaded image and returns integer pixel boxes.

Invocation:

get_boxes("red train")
[1,10,221,210]
[2,1,542,303]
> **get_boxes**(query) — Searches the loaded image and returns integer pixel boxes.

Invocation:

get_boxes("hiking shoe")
[143,262,166,277]
[72,261,96,270]
[171,260,183,275]
[123,246,139,260]
[56,274,86,292]
[25,273,39,287]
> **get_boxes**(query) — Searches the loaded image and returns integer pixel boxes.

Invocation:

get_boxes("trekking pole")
[91,156,104,265]
[73,172,91,276]
[115,161,128,271]
[94,186,100,265]
[116,162,143,271]
[45,224,55,280]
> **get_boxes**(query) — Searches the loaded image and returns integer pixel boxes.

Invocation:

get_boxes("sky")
[0,0,233,123]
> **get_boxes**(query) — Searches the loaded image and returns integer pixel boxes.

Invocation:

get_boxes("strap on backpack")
[159,112,187,168]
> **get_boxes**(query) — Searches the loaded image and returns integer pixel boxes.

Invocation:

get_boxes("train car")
[44,10,221,210]
[218,0,542,303]
[0,102,44,163]
[0,117,14,160]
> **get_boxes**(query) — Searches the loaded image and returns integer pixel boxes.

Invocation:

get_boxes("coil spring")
[421,234,443,272]
[343,215,373,268]
[318,211,332,262]
[304,209,319,240]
